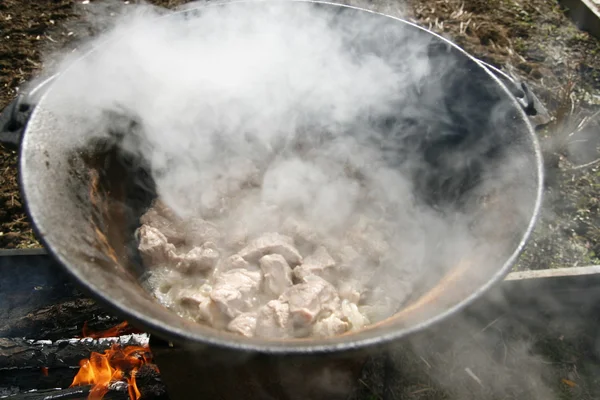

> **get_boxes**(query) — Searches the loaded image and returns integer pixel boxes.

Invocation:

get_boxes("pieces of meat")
[259,254,293,297]
[177,289,208,310]
[210,269,262,318]
[281,275,340,333]
[229,226,249,249]
[255,300,292,338]
[184,218,222,247]
[338,279,363,304]
[174,286,228,329]
[340,300,369,330]
[282,217,321,245]
[227,312,258,337]
[140,208,186,245]
[293,246,336,282]
[238,233,303,265]
[217,254,252,273]
[137,225,179,268]
[141,201,221,247]
[151,199,182,221]
[312,313,349,337]
[176,242,220,274]
[309,299,367,337]
[140,197,396,339]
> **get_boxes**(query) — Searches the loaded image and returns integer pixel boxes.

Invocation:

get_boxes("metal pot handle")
[0,75,57,150]
[476,59,551,128]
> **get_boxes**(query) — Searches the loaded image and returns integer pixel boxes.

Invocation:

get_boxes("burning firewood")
[68,339,168,400]
[62,320,163,400]
[0,335,149,371]
[81,322,143,339]
[4,385,130,400]
[0,338,167,400]
[70,344,152,400]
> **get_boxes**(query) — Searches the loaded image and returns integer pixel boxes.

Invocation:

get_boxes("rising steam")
[33,0,547,397]
[42,0,462,309]
[40,0,539,326]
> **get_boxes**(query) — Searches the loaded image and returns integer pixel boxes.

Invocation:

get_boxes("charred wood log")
[0,335,150,393]
[1,386,94,400]
[0,250,121,339]
[0,335,149,370]
[0,298,122,341]
[2,385,129,400]
[0,368,81,396]
[1,365,168,400]
[131,365,170,400]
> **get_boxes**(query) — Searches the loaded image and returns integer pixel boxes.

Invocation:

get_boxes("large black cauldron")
[1,1,543,398]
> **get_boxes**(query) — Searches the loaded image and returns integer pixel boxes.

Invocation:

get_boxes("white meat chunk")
[312,313,349,337]
[184,218,221,246]
[227,312,258,337]
[338,279,363,304]
[229,226,249,249]
[238,233,302,265]
[259,254,293,297]
[340,300,369,330]
[140,208,186,244]
[217,254,251,273]
[176,242,220,274]
[281,217,321,245]
[293,246,336,282]
[137,225,179,267]
[210,269,262,318]
[175,286,228,329]
[255,300,292,338]
[151,199,181,221]
[281,275,341,330]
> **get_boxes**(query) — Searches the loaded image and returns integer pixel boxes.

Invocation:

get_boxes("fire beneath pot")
[70,343,153,400]
[62,320,367,400]
[69,323,160,400]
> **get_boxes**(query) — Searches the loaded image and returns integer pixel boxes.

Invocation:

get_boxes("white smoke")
[41,0,459,311]
[38,0,541,315]
[21,1,562,399]
[32,1,550,398]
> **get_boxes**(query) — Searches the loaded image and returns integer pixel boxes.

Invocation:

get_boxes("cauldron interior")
[20,1,542,352]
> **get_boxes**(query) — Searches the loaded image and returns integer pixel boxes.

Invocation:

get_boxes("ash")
[28,334,150,348]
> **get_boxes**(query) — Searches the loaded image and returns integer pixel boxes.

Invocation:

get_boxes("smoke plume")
[34,0,548,398]
[42,0,473,309]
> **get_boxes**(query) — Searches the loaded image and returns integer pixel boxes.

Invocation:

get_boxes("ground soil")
[1,0,600,271]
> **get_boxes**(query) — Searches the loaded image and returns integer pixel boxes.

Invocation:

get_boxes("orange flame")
[70,344,152,400]
[81,321,142,339]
